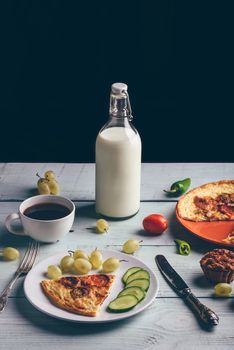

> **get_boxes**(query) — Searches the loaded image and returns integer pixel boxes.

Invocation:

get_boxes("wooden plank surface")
[0,201,211,246]
[0,201,219,299]
[0,298,233,350]
[0,245,222,299]
[0,163,233,201]
[0,163,233,350]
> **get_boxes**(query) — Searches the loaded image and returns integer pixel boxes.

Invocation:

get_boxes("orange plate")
[176,204,234,247]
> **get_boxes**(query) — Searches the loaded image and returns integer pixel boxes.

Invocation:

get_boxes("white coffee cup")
[5,195,75,243]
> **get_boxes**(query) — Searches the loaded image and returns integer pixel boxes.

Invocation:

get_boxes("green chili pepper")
[174,239,191,256]
[164,178,191,197]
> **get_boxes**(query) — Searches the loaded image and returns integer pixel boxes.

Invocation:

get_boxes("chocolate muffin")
[200,249,234,283]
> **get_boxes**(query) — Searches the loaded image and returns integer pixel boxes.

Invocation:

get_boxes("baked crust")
[200,249,234,271]
[41,274,115,317]
[177,180,234,221]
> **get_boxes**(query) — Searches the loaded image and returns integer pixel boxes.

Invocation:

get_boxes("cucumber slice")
[108,295,139,312]
[122,267,142,284]
[126,269,150,284]
[126,278,150,291]
[118,286,145,302]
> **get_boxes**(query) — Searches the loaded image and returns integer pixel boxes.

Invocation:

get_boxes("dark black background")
[0,1,233,162]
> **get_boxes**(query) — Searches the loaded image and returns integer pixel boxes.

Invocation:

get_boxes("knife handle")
[183,288,219,326]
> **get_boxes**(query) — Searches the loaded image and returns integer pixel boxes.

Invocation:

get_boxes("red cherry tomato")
[143,214,168,235]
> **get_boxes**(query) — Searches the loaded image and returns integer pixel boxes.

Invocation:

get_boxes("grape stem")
[67,250,74,256]
[36,173,42,179]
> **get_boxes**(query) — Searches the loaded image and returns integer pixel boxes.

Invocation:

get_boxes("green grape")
[44,170,56,180]
[102,257,120,273]
[2,247,20,261]
[60,255,74,273]
[47,265,62,279]
[214,283,232,297]
[73,250,89,260]
[47,179,60,195]
[37,178,50,195]
[122,240,142,254]
[73,258,92,274]
[89,249,103,269]
[96,219,109,233]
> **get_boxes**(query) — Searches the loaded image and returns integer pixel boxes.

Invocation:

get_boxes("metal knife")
[155,255,219,326]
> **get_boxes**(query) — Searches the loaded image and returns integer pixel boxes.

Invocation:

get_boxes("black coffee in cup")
[23,203,71,220]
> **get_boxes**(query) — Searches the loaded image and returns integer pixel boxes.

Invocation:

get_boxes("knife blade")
[155,255,219,326]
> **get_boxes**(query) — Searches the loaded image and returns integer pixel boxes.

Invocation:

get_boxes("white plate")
[24,249,159,323]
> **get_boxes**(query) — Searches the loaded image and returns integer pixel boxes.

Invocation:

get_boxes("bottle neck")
[100,87,136,133]
[109,94,128,117]
[109,92,132,120]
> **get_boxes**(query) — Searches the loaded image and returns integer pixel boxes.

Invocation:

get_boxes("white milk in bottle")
[95,83,141,218]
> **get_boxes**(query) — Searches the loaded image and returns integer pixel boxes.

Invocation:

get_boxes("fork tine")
[21,241,35,270]
[25,241,39,271]
[15,241,33,273]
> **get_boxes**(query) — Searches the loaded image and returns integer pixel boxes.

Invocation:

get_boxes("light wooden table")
[0,163,233,350]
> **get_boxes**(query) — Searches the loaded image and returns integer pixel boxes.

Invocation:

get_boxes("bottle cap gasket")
[111,82,128,95]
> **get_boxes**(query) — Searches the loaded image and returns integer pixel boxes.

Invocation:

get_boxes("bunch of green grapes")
[47,249,94,278]
[46,247,124,279]
[37,170,60,195]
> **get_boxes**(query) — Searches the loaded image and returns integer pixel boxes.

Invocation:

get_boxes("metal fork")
[0,240,39,312]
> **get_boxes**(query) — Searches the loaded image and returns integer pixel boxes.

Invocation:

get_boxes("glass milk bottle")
[95,82,141,218]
